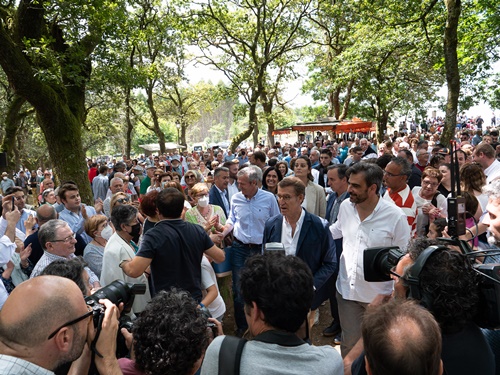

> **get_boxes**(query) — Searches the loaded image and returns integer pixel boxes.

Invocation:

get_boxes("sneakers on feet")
[322,322,341,337]
[333,334,342,345]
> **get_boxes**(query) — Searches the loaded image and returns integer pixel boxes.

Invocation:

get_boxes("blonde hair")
[84,215,108,239]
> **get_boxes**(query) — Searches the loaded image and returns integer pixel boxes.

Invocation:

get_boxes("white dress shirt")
[330,198,411,303]
[281,209,306,256]
[485,159,500,184]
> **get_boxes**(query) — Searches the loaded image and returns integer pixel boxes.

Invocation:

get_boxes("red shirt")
[88,167,98,183]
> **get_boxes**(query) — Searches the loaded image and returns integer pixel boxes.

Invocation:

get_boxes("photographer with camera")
[346,238,495,375]
[0,275,122,375]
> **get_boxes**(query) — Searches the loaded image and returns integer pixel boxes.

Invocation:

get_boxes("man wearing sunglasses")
[382,157,417,237]
[0,275,122,375]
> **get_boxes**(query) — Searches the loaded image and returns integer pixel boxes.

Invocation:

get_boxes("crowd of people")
[2,122,500,374]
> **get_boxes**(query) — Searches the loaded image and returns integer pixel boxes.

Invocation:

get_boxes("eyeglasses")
[185,175,196,179]
[277,194,295,201]
[422,180,439,188]
[116,197,130,204]
[196,193,209,198]
[154,175,161,178]
[51,232,77,243]
[383,170,403,177]
[47,305,93,340]
[389,266,402,279]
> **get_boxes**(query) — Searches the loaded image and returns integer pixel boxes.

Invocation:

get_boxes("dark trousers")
[229,240,261,331]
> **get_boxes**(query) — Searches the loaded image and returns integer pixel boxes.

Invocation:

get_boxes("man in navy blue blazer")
[208,166,230,218]
[262,177,337,310]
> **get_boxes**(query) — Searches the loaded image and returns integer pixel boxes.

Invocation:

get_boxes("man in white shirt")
[473,142,500,184]
[330,162,410,357]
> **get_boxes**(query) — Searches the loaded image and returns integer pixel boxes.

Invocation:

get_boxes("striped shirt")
[383,185,417,238]
[30,251,99,285]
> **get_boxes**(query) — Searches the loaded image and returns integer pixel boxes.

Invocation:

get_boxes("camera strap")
[90,312,105,359]
[218,330,306,375]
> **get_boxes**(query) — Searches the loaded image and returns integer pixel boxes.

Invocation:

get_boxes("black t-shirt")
[137,219,214,301]
[441,322,495,375]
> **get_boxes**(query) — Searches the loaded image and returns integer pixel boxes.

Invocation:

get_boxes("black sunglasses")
[47,305,93,340]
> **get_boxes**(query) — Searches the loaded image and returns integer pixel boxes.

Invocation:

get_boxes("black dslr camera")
[363,246,405,282]
[85,279,146,327]
[363,243,500,329]
[85,280,146,359]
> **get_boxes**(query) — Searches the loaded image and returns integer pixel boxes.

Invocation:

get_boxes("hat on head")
[146,165,156,170]
[171,155,181,162]
[1,172,7,177]
[133,165,143,171]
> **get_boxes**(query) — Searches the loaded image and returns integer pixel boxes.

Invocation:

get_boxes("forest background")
[0,0,499,201]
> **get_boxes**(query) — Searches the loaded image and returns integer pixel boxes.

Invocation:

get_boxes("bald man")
[0,276,121,374]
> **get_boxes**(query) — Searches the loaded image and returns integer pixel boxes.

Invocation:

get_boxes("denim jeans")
[229,241,261,331]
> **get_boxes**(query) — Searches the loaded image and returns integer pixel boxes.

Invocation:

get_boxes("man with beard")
[0,276,122,375]
[223,160,239,199]
[330,162,410,357]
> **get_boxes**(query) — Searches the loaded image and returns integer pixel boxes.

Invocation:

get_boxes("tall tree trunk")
[339,80,355,121]
[261,92,275,147]
[252,121,259,147]
[442,0,461,147]
[125,88,133,159]
[36,106,91,202]
[230,96,258,152]
[376,97,389,144]
[2,95,25,169]
[146,86,166,154]
[181,124,187,148]
[327,91,334,117]
[230,90,259,151]
[332,87,341,119]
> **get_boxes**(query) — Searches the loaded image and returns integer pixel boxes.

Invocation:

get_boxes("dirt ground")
[218,275,339,349]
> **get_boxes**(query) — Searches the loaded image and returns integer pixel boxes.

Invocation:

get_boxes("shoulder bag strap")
[218,336,247,375]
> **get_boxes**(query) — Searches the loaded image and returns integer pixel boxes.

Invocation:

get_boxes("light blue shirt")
[227,189,279,245]
[59,206,97,244]
[16,208,37,234]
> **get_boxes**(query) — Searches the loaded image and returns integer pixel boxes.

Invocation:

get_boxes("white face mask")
[2,177,6,181]
[100,224,114,241]
[197,196,209,208]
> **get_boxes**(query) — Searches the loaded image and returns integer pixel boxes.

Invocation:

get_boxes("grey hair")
[237,166,262,184]
[483,178,500,199]
[38,219,70,251]
[111,205,138,231]
[390,156,412,177]
[416,149,428,157]
[110,177,123,186]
